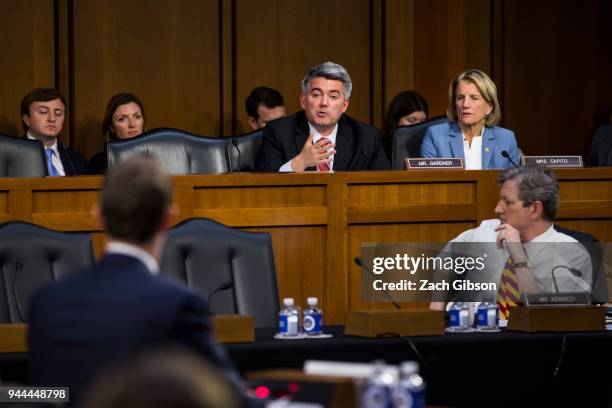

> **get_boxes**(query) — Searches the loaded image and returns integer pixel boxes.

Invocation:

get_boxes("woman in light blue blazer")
[420,69,519,169]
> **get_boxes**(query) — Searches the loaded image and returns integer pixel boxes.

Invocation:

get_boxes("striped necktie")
[497,257,520,320]
[316,137,331,172]
[45,148,59,176]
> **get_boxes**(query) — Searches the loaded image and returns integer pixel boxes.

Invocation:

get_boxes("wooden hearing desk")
[1,169,611,324]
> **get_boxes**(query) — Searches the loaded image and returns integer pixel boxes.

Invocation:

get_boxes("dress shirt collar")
[461,125,485,139]
[105,241,160,275]
[521,223,556,261]
[528,223,556,243]
[27,132,60,157]
[308,122,338,144]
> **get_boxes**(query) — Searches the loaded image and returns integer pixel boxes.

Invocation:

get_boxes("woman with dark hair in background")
[381,90,428,159]
[88,93,146,174]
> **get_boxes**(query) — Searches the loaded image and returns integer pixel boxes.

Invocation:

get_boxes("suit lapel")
[294,112,310,157]
[333,115,353,170]
[449,123,465,160]
[481,127,495,169]
[56,141,72,175]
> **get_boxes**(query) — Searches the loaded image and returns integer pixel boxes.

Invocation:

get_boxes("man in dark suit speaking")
[255,62,390,172]
[27,157,242,405]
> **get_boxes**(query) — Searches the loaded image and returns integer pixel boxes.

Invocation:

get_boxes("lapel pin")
[485,147,490,153]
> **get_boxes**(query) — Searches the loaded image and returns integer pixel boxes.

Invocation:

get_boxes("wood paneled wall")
[502,0,612,158]
[0,0,610,160]
[0,1,55,137]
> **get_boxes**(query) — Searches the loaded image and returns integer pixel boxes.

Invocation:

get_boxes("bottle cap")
[283,298,294,306]
[400,361,419,375]
[307,297,318,306]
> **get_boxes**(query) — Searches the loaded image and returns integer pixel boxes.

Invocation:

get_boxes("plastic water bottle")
[303,297,323,335]
[476,302,489,329]
[362,361,394,408]
[487,302,499,329]
[476,302,499,330]
[395,361,426,408]
[278,298,300,337]
[449,302,469,331]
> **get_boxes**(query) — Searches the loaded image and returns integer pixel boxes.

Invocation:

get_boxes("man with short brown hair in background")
[21,87,88,175]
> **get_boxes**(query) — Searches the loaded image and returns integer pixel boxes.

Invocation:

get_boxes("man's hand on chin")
[495,222,528,263]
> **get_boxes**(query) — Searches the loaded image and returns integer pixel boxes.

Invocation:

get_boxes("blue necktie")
[45,148,59,176]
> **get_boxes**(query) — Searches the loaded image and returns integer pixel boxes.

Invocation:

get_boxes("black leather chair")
[391,115,449,169]
[587,124,612,167]
[0,221,95,323]
[227,129,263,172]
[554,225,607,303]
[160,218,279,328]
[107,128,230,174]
[0,133,47,177]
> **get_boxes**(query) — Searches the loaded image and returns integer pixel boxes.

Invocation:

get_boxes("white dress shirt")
[27,132,66,176]
[449,219,592,294]
[105,241,160,275]
[462,128,483,170]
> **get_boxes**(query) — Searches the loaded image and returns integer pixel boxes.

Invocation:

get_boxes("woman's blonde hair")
[447,69,501,127]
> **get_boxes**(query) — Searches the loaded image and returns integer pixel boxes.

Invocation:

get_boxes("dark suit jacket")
[255,111,390,171]
[57,141,88,175]
[87,151,107,174]
[22,134,88,175]
[587,124,612,167]
[28,253,240,405]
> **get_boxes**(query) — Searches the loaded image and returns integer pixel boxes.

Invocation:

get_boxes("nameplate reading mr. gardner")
[405,158,464,169]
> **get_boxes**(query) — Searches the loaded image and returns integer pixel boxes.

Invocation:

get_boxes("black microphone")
[227,140,234,173]
[232,139,241,172]
[501,150,519,168]
[551,265,583,293]
[12,259,26,323]
[59,142,78,175]
[354,257,401,309]
[207,281,234,309]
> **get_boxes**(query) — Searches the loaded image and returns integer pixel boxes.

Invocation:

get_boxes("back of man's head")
[101,156,172,243]
[81,347,242,408]
[245,86,284,119]
[20,88,67,132]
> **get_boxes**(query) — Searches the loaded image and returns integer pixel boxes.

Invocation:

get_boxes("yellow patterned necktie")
[497,257,520,320]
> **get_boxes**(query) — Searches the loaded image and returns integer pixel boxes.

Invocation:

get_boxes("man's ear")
[299,94,306,110]
[531,201,544,220]
[247,116,258,130]
[22,114,31,129]
[342,97,350,113]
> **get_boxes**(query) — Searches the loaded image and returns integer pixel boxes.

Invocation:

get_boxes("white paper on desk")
[304,360,399,380]
[268,401,323,408]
